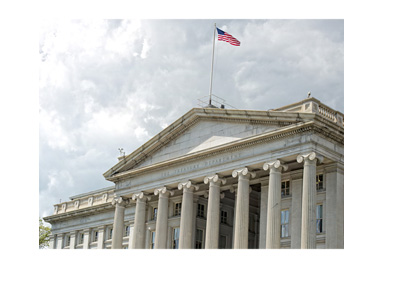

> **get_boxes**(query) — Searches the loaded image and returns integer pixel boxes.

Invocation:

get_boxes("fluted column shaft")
[232,168,256,249]
[204,175,226,249]
[178,181,199,249]
[154,188,173,249]
[264,161,288,249]
[132,193,150,249]
[111,197,128,249]
[297,152,323,249]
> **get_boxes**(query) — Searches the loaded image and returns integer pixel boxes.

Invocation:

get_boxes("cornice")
[43,202,114,224]
[107,121,319,183]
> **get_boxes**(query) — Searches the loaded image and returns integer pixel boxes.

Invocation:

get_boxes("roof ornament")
[308,91,311,98]
[118,148,125,157]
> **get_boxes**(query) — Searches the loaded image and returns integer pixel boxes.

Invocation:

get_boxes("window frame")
[172,227,180,249]
[316,174,324,191]
[281,209,290,238]
[174,202,182,216]
[281,180,290,197]
[316,204,323,233]
[195,229,204,249]
[197,203,205,218]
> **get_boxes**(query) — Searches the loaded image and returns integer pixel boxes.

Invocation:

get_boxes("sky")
[39,19,344,218]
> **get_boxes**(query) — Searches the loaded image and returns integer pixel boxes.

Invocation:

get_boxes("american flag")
[216,27,240,46]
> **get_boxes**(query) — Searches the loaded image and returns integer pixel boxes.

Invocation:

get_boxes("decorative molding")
[297,152,324,164]
[178,181,200,192]
[154,187,174,197]
[132,192,151,202]
[263,160,289,172]
[111,196,129,207]
[232,167,256,179]
[74,200,80,210]
[203,174,226,185]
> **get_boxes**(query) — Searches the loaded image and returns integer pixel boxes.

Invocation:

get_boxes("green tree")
[39,218,51,249]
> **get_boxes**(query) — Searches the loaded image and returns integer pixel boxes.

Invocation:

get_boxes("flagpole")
[209,23,216,105]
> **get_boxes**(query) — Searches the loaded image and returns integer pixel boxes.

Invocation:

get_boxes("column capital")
[154,187,174,197]
[232,167,256,179]
[178,181,200,192]
[204,174,226,185]
[112,196,129,207]
[263,160,288,172]
[297,152,324,164]
[132,192,151,202]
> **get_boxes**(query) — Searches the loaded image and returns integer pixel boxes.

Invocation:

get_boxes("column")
[132,192,150,249]
[204,174,226,249]
[83,229,90,249]
[97,227,105,249]
[232,168,256,249]
[154,187,174,249]
[263,160,288,249]
[69,231,77,249]
[56,234,64,249]
[48,234,56,249]
[178,181,199,249]
[325,163,344,249]
[297,152,323,249]
[290,177,303,249]
[258,178,269,249]
[111,196,129,249]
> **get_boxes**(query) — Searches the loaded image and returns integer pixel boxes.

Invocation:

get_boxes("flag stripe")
[216,27,240,46]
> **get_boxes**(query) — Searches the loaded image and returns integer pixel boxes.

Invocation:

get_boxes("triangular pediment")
[103,108,310,179]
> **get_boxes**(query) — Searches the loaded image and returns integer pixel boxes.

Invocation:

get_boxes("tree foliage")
[39,218,51,249]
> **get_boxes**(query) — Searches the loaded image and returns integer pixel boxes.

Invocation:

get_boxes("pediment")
[104,108,308,179]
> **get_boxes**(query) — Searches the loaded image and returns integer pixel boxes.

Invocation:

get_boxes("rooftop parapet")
[272,97,344,127]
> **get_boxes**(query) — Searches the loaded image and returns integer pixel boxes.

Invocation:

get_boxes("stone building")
[44,97,344,249]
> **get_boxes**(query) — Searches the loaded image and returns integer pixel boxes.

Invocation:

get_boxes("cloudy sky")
[39,19,344,218]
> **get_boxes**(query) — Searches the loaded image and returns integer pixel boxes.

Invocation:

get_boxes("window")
[220,210,228,224]
[281,180,290,197]
[152,207,158,220]
[197,204,205,218]
[281,210,290,238]
[150,231,156,249]
[79,232,84,244]
[316,204,323,233]
[174,202,182,216]
[173,228,180,249]
[219,235,227,249]
[195,229,204,249]
[92,230,98,242]
[125,226,130,237]
[316,174,324,191]
[108,228,113,240]
[65,235,70,247]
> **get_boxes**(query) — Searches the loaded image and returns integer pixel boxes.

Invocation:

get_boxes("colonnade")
[111,152,323,249]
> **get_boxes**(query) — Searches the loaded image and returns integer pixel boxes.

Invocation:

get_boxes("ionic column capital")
[178,181,200,193]
[132,192,151,202]
[263,160,288,172]
[204,174,226,186]
[112,196,129,207]
[232,167,256,180]
[154,187,174,197]
[297,152,324,164]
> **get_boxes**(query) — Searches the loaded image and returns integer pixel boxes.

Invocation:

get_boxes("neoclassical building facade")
[44,97,344,249]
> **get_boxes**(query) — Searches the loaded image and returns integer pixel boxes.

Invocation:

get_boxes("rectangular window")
[220,210,228,224]
[316,174,324,191]
[281,210,290,238]
[316,204,323,233]
[219,235,227,249]
[195,229,204,249]
[108,228,113,240]
[150,231,156,249]
[79,232,85,244]
[281,180,290,197]
[65,235,70,247]
[197,204,205,218]
[173,228,180,249]
[152,207,158,220]
[92,230,98,242]
[174,203,182,216]
[125,226,130,237]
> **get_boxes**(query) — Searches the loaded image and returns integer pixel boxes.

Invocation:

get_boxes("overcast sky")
[39,19,344,218]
